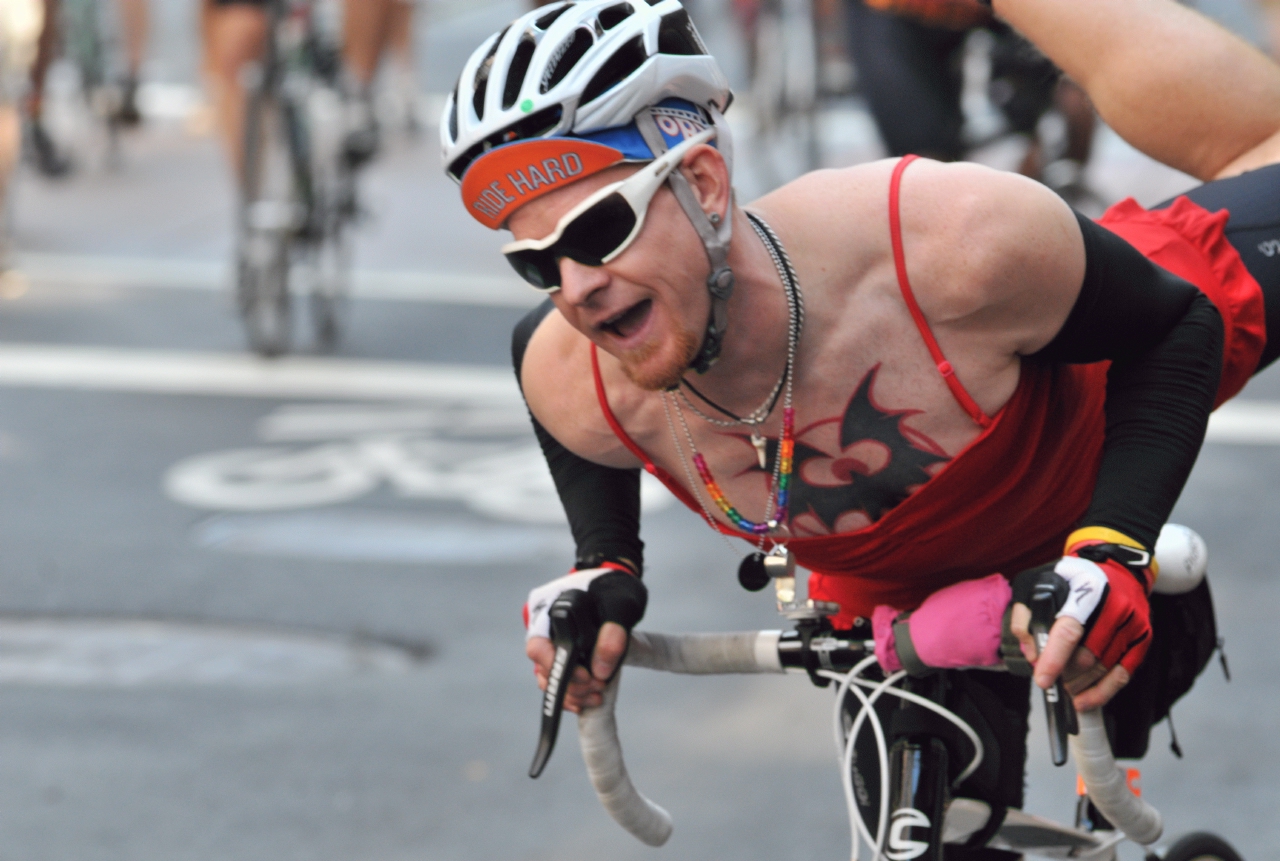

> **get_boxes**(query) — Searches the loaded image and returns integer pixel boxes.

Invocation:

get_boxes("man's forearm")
[992,0,1280,181]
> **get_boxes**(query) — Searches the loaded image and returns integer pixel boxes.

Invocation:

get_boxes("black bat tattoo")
[752,365,950,531]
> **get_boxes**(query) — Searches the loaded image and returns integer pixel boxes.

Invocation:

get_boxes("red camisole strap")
[889,156,993,429]
[589,343,703,510]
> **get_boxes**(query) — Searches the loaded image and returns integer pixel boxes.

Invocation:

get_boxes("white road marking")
[13,252,540,308]
[194,512,573,565]
[0,343,522,402]
[1206,401,1280,445]
[165,402,673,525]
[0,619,420,685]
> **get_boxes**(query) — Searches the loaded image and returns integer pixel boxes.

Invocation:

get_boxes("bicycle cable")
[818,664,986,861]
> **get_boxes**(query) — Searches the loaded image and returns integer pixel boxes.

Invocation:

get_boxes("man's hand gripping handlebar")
[525,567,646,777]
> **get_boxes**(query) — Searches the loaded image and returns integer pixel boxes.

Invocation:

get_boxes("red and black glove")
[1011,527,1155,675]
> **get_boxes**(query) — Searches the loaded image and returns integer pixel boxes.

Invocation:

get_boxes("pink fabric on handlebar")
[873,573,1012,673]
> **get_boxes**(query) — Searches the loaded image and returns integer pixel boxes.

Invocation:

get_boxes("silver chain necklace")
[661,211,804,558]
[674,213,804,468]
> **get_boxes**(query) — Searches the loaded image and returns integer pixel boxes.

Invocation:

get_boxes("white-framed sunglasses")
[501,128,716,291]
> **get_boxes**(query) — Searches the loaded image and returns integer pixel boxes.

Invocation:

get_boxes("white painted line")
[1206,400,1280,445]
[0,343,522,403]
[0,619,419,685]
[12,252,540,308]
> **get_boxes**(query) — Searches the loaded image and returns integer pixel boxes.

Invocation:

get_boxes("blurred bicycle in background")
[235,0,355,357]
[207,0,418,357]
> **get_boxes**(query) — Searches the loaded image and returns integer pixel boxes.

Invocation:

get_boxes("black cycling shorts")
[844,0,1058,160]
[1159,161,1280,370]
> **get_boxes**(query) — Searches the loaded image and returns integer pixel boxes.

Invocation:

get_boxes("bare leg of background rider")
[115,0,148,124]
[200,0,266,181]
[992,0,1280,182]
[26,0,68,177]
[340,0,395,163]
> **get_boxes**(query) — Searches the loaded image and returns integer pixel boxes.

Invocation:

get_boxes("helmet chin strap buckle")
[689,266,734,374]
[707,266,734,301]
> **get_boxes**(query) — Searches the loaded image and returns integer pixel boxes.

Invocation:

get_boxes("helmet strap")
[635,110,734,374]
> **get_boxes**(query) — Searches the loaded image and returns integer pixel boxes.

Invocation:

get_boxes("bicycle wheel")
[239,86,299,357]
[299,83,353,351]
[1162,832,1245,861]
[308,212,351,350]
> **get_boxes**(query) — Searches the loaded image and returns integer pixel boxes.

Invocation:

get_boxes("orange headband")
[459,139,628,230]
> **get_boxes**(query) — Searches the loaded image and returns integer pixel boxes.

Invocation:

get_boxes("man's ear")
[678,145,731,221]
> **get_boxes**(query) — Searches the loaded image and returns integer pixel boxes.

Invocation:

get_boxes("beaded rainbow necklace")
[661,211,802,538]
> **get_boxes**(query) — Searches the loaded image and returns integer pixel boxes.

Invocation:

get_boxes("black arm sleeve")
[513,300,645,576]
[1030,213,1224,550]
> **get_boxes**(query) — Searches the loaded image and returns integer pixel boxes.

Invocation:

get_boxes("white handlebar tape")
[1069,710,1163,845]
[625,630,785,674]
[578,672,674,846]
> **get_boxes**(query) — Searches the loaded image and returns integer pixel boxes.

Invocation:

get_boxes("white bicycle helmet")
[443,1,738,374]
[442,0,731,187]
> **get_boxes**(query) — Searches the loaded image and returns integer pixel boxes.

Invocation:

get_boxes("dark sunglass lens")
[558,194,637,264]
[505,250,560,290]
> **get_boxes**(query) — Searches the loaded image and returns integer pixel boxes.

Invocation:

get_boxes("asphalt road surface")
[0,1,1278,859]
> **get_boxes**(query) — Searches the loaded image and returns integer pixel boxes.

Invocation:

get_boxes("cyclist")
[0,0,41,262]
[115,0,148,125]
[200,0,411,176]
[444,0,1280,818]
[846,0,1095,188]
[25,0,70,176]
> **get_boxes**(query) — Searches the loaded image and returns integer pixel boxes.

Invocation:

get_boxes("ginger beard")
[616,322,702,391]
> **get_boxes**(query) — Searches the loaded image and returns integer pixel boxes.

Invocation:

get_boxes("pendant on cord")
[737,544,794,593]
[750,431,768,469]
[738,552,768,591]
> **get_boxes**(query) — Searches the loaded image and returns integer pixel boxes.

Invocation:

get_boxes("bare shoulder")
[897,159,1087,354]
[520,309,643,469]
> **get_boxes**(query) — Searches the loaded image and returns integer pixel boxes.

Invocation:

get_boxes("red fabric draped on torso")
[589,158,1265,627]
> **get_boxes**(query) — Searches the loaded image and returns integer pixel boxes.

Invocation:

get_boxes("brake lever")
[1030,588,1077,766]
[529,588,600,779]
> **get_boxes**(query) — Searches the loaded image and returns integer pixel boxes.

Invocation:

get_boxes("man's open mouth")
[600,299,652,340]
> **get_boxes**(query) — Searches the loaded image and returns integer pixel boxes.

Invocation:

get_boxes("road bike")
[238,0,358,357]
[530,526,1243,860]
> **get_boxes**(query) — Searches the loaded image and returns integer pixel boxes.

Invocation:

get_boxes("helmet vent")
[597,3,635,30]
[503,37,536,109]
[581,35,648,104]
[541,27,594,93]
[471,26,509,121]
[446,105,564,184]
[657,10,706,55]
[534,3,571,29]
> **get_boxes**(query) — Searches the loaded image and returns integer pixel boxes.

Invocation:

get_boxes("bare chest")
[595,304,1019,537]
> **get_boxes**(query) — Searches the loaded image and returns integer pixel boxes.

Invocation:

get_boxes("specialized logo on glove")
[1056,529,1155,674]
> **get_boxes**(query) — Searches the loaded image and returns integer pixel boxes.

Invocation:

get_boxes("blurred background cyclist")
[25,0,149,177]
[845,0,1096,194]
[200,0,415,178]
